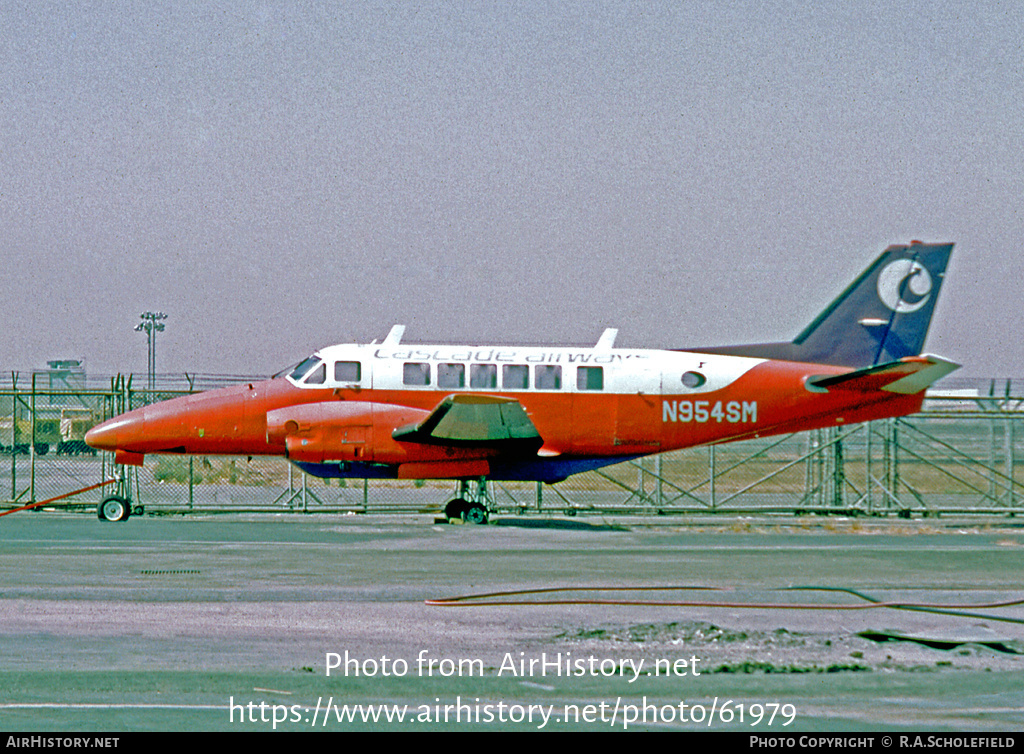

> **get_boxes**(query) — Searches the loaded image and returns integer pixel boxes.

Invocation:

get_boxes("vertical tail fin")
[688,241,954,367]
[794,241,953,366]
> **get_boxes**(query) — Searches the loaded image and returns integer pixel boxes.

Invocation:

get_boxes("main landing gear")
[444,477,492,525]
[97,466,144,522]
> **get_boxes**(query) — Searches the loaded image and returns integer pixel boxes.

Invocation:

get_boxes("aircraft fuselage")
[85,342,925,483]
[85,242,959,489]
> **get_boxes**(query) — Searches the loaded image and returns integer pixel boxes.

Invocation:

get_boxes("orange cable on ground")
[0,480,116,518]
[425,585,1024,623]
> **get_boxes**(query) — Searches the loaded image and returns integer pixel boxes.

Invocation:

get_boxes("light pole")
[135,312,167,391]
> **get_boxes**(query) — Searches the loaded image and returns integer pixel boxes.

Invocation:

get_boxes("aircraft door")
[614,363,662,449]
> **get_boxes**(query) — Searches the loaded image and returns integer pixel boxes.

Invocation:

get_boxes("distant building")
[42,360,86,397]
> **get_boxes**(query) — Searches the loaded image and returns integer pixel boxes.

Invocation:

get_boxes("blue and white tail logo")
[681,241,953,368]
[877,260,932,313]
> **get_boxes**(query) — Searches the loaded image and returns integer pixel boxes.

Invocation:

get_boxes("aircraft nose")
[85,413,142,452]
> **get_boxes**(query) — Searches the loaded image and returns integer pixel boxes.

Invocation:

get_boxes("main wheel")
[462,502,488,525]
[98,496,130,522]
[444,498,468,520]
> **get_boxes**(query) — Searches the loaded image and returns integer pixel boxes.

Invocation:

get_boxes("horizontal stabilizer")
[807,354,960,395]
[392,394,543,451]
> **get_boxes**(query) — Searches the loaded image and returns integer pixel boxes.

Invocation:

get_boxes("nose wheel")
[97,495,131,521]
[97,466,142,522]
[444,478,492,524]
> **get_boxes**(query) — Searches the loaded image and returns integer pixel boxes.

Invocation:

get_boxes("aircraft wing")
[392,394,543,452]
[807,354,960,395]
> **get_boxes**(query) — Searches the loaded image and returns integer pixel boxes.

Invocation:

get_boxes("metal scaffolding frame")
[1,375,1023,517]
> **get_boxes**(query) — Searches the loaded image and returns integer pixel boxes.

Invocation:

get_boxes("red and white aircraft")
[86,242,957,523]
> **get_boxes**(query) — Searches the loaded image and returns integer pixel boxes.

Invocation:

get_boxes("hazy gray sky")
[1,1,1022,378]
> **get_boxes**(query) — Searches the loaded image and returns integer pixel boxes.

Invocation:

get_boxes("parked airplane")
[86,241,956,523]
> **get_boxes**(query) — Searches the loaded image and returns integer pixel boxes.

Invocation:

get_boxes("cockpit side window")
[289,356,321,381]
[304,363,326,385]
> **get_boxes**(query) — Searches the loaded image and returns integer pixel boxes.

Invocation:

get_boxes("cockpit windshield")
[288,356,321,382]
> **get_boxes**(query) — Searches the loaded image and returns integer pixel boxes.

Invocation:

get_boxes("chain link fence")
[1,374,1022,517]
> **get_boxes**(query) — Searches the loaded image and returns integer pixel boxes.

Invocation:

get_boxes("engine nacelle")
[267,401,429,464]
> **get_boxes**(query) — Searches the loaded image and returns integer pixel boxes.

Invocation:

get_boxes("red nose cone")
[85,413,143,452]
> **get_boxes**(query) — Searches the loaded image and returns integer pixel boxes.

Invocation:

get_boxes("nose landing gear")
[97,466,144,522]
[97,495,131,521]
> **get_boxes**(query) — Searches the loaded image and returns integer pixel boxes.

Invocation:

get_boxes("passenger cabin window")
[578,366,604,390]
[403,362,431,386]
[470,363,497,389]
[438,363,465,388]
[304,363,326,385]
[334,361,361,382]
[502,364,529,390]
[534,365,562,390]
